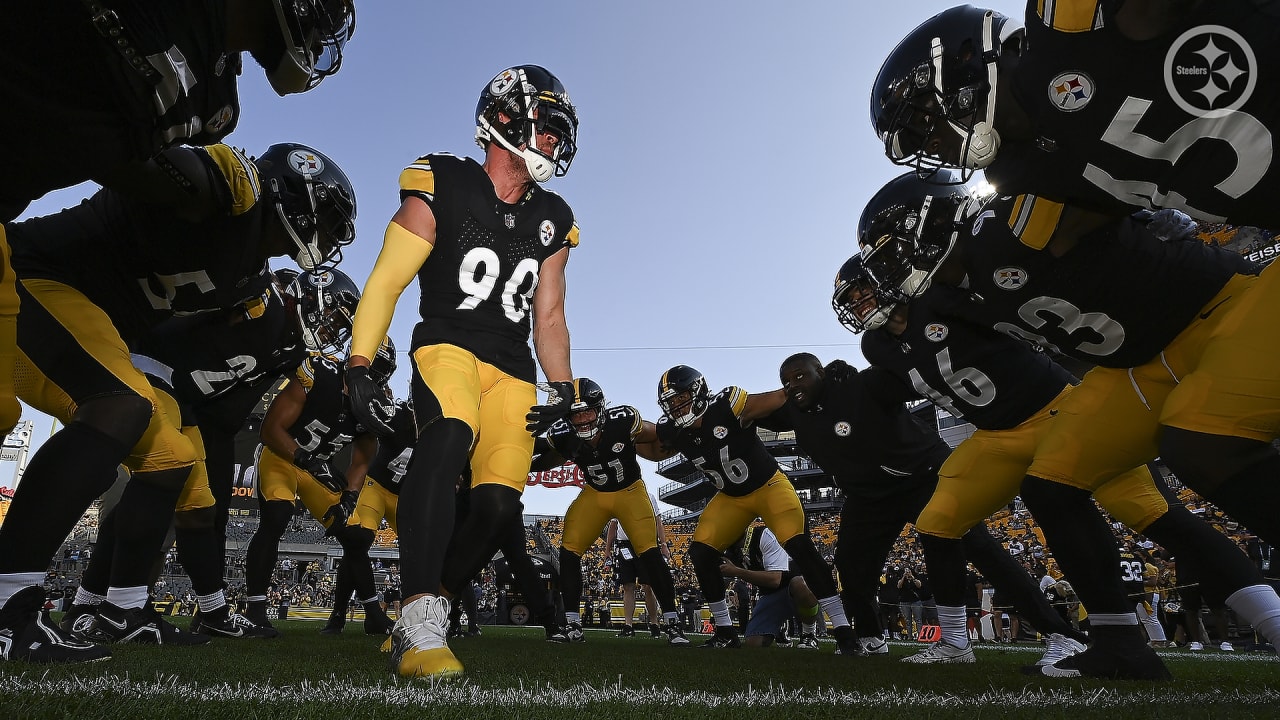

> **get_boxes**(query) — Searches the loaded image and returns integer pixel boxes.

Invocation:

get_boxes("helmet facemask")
[659,382,709,429]
[568,378,606,439]
[832,259,900,334]
[860,188,972,304]
[289,268,359,355]
[265,0,356,95]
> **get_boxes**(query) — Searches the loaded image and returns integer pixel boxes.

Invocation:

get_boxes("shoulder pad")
[203,145,260,216]
[1037,1,1105,32]
[612,405,643,434]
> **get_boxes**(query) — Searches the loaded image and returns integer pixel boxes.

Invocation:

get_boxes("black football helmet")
[871,6,1017,179]
[260,0,356,95]
[658,366,710,428]
[257,142,357,271]
[368,335,397,387]
[857,170,976,303]
[288,267,360,355]
[832,253,899,334]
[568,377,607,440]
[475,65,579,183]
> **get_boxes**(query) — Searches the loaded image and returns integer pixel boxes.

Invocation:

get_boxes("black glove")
[294,447,346,493]
[346,364,396,437]
[1136,208,1199,243]
[322,490,360,537]
[525,380,575,436]
[823,359,858,383]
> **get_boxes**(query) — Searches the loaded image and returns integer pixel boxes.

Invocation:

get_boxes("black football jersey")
[985,0,1280,225]
[860,287,1074,431]
[134,279,305,408]
[101,0,241,149]
[367,401,416,494]
[758,361,949,499]
[9,145,271,344]
[944,194,1258,368]
[545,405,645,493]
[399,154,578,382]
[1118,549,1148,598]
[655,387,783,497]
[282,354,363,462]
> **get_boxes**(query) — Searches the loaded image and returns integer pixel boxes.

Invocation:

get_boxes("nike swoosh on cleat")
[101,615,129,631]
[1200,296,1230,320]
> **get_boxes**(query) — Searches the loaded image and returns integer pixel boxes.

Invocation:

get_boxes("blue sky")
[10,1,1023,514]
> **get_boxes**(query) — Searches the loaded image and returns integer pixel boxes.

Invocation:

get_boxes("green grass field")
[1,618,1276,720]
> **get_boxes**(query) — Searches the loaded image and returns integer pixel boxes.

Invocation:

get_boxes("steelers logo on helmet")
[834,421,852,437]
[1164,25,1257,117]
[491,68,520,96]
[539,220,557,246]
[925,323,949,342]
[313,268,336,287]
[993,266,1028,290]
[288,150,325,177]
[1047,71,1094,112]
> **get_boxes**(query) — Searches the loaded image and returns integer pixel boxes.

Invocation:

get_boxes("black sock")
[559,548,583,619]
[398,419,472,597]
[110,468,189,589]
[689,542,726,603]
[174,509,226,597]
[246,500,293,596]
[0,422,130,573]
[919,534,968,607]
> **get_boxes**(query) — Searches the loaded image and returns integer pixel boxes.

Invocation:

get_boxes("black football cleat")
[59,602,100,640]
[320,611,346,635]
[363,603,395,636]
[83,602,210,646]
[1039,640,1172,680]
[0,587,111,664]
[663,622,691,646]
[700,626,741,648]
[617,624,636,637]
[193,607,280,639]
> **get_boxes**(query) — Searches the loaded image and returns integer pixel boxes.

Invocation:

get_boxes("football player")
[871,4,1280,552]
[603,513,668,640]
[833,255,1169,678]
[719,523,824,649]
[528,379,688,645]
[871,2,1280,226]
[758,352,1089,665]
[0,142,355,663]
[243,324,396,634]
[344,65,581,679]
[639,366,861,654]
[61,271,309,644]
[850,171,1280,668]
[322,394,413,636]
[0,0,357,461]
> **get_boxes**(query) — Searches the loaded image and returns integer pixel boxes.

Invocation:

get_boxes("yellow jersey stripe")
[399,161,435,201]
[728,386,747,417]
[1039,0,1104,32]
[566,223,580,248]
[1008,194,1065,251]
[205,144,260,216]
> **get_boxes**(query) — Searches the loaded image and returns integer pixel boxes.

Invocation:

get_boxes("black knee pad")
[689,541,727,602]
[257,500,295,538]
[73,393,154,449]
[1160,429,1276,495]
[174,505,216,530]
[338,524,376,553]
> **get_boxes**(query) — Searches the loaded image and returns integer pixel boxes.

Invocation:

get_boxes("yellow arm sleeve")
[349,221,432,360]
